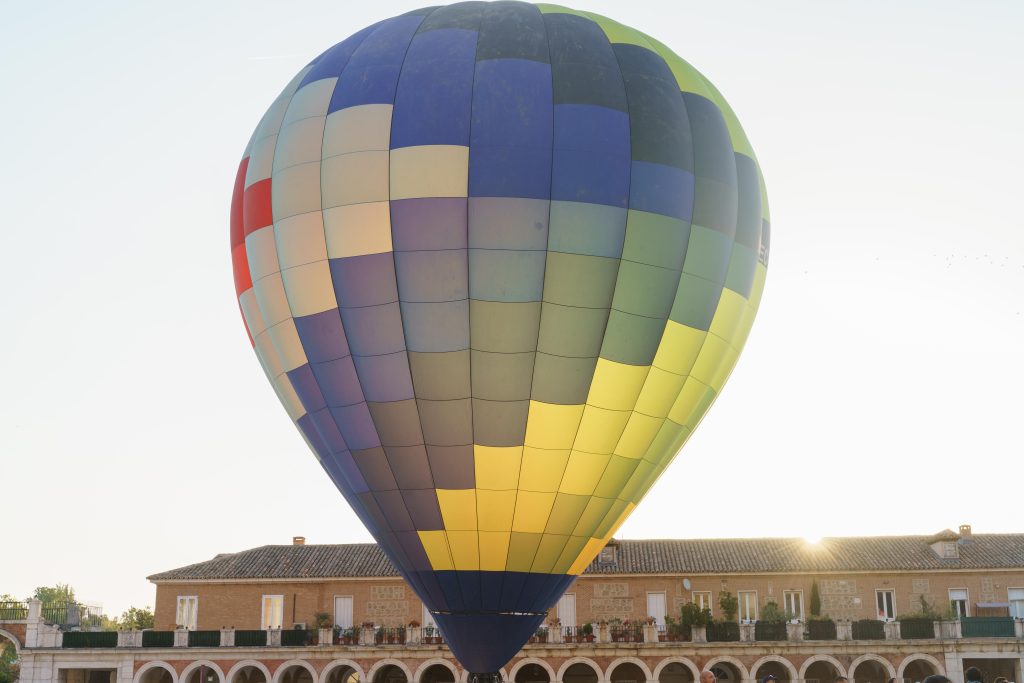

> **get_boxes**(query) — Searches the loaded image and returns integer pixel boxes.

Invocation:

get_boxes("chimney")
[958,524,972,541]
[293,536,306,546]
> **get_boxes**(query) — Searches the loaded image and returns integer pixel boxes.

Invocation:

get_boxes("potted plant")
[408,619,420,628]
[582,622,594,642]
[718,591,738,622]
[663,616,676,642]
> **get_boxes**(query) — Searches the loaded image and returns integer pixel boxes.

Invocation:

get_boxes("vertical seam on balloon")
[520,13,635,580]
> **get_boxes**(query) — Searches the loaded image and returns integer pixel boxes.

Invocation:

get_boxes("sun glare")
[804,535,823,545]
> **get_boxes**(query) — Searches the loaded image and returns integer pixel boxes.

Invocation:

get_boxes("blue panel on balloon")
[469,145,552,199]
[300,23,379,87]
[329,16,424,112]
[629,161,695,220]
[390,28,478,148]
[471,59,553,148]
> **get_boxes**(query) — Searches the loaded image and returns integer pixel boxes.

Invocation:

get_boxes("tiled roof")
[147,534,1024,582]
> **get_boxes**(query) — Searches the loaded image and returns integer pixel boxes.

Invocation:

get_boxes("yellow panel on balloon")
[447,530,479,571]
[571,497,615,537]
[531,533,570,573]
[518,447,570,492]
[568,537,608,575]
[524,401,584,449]
[668,377,717,429]
[544,493,590,535]
[573,405,630,453]
[558,450,610,495]
[653,321,707,375]
[476,489,516,532]
[586,359,649,411]
[634,366,686,418]
[436,489,477,531]
[474,445,522,490]
[551,535,590,574]
[709,287,749,345]
[614,412,664,459]
[512,491,556,533]
[417,530,454,571]
[478,531,511,571]
[506,532,543,572]
[689,333,736,392]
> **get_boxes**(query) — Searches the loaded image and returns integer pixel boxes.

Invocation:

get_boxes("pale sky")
[2,1,1022,617]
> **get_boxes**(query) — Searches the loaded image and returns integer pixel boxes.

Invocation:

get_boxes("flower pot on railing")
[220,628,234,647]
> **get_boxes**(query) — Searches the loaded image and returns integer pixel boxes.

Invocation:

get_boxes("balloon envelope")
[230,2,769,673]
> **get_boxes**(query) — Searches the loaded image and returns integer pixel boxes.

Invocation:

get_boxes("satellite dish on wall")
[683,578,692,590]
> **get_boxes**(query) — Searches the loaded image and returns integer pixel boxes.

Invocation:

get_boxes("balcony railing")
[0,602,28,620]
[23,617,1024,651]
[961,616,1016,637]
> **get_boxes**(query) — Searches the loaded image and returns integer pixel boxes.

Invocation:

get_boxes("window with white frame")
[557,593,576,627]
[693,591,713,616]
[783,590,804,622]
[176,596,198,630]
[261,594,284,629]
[876,589,896,621]
[1009,588,1024,618]
[738,591,757,623]
[949,588,969,618]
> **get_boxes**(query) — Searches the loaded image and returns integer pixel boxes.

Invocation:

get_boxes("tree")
[718,590,738,621]
[118,607,155,631]
[810,579,821,617]
[0,641,18,683]
[29,585,75,604]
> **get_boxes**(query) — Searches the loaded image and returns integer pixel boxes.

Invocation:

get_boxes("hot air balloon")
[229,2,769,678]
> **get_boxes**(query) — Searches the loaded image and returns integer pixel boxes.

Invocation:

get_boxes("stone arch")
[653,659,700,683]
[751,656,798,682]
[558,658,605,683]
[319,660,365,683]
[0,629,21,654]
[135,662,180,683]
[227,661,273,683]
[510,659,556,683]
[849,655,896,683]
[273,661,318,683]
[182,661,226,683]
[367,660,413,683]
[414,660,458,683]
[897,655,944,682]
[798,656,847,681]
[606,658,654,683]
[703,657,749,683]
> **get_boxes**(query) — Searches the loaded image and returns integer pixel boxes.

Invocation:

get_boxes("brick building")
[5,526,1024,683]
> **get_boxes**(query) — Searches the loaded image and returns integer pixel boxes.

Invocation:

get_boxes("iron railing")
[282,628,317,646]
[806,619,837,640]
[374,627,406,645]
[141,631,174,647]
[62,631,118,648]
[754,621,787,641]
[961,616,1015,638]
[234,630,267,647]
[421,626,444,644]
[852,619,885,640]
[706,621,740,642]
[0,602,27,620]
[187,630,221,647]
[899,618,935,639]
[608,625,643,642]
